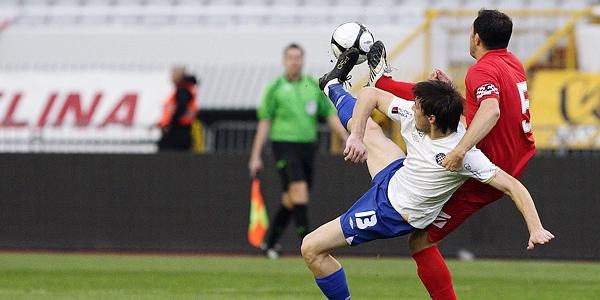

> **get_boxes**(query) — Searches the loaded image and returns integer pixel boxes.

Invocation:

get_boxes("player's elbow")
[502,176,523,199]
[490,106,500,122]
[359,86,390,112]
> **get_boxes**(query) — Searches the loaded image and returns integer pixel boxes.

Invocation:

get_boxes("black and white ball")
[330,21,374,65]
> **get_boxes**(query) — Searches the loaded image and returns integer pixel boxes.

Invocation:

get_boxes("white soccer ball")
[330,21,374,65]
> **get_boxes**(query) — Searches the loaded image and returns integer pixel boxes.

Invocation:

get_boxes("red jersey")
[464,48,536,175]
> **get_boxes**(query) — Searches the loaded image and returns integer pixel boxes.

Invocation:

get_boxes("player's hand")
[248,157,263,178]
[527,228,555,250]
[441,148,465,172]
[428,69,452,83]
[344,133,368,163]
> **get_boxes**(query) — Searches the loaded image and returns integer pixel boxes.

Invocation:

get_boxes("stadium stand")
[3,0,593,27]
[0,0,598,152]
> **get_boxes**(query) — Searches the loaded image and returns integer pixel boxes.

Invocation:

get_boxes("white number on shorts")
[354,211,377,229]
[516,81,532,133]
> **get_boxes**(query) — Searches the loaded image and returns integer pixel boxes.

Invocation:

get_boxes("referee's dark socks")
[265,205,293,248]
[294,204,310,239]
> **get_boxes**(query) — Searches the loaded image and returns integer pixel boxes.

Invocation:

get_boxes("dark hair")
[473,9,512,50]
[283,43,304,56]
[412,80,464,133]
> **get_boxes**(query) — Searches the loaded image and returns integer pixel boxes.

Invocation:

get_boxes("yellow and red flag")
[248,178,269,248]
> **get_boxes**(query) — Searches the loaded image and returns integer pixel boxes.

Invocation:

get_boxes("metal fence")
[1,120,599,155]
[205,120,334,154]
[0,120,336,154]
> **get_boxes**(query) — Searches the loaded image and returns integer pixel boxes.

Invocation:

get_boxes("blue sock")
[327,83,356,129]
[315,267,350,300]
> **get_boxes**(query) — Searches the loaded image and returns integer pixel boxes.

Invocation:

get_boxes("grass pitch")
[0,252,598,299]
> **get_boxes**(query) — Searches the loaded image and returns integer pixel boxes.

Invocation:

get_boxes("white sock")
[323,79,339,96]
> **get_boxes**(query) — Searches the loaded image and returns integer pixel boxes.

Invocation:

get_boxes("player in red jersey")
[367,10,538,299]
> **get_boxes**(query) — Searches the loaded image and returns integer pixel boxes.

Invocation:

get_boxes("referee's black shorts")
[271,141,318,191]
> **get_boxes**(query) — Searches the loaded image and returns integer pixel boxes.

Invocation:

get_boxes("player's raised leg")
[367,40,416,99]
[319,48,360,130]
[319,49,405,178]
[301,217,350,300]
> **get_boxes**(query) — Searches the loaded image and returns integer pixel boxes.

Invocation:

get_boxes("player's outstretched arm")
[375,69,451,101]
[442,98,500,171]
[344,87,395,163]
[488,169,555,250]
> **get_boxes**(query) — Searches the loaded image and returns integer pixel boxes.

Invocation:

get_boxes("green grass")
[0,253,598,299]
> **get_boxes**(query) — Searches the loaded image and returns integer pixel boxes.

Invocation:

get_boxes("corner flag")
[248,178,269,248]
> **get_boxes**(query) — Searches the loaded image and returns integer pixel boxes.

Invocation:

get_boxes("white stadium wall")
[0,25,424,152]
[0,26,422,110]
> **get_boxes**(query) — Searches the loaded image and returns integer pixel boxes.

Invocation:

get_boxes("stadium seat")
[115,0,145,6]
[338,0,365,7]
[83,0,114,6]
[53,0,84,5]
[527,0,558,8]
[205,0,239,6]
[239,0,272,6]
[0,0,20,6]
[302,0,335,7]
[369,0,400,6]
[176,0,208,5]
[145,0,175,5]
[22,0,53,6]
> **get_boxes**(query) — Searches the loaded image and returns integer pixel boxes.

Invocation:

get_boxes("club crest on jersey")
[435,153,446,166]
[476,83,499,100]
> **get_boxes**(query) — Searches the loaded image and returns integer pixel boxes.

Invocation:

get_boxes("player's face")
[412,98,431,133]
[283,48,304,77]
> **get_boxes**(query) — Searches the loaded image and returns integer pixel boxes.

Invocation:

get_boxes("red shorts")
[426,161,529,243]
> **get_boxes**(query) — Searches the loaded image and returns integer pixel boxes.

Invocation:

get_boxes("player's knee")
[357,86,378,101]
[300,234,314,261]
[300,233,320,264]
[408,230,434,254]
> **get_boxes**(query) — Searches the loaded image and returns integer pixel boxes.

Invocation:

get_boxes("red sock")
[375,76,416,100]
[412,246,457,300]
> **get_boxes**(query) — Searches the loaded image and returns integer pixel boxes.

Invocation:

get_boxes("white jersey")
[385,97,498,229]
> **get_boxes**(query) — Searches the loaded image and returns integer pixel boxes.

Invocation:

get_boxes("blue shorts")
[339,158,415,246]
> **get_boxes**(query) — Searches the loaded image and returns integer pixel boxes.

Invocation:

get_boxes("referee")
[248,43,348,259]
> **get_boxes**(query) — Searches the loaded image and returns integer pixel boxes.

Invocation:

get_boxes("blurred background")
[0,0,599,260]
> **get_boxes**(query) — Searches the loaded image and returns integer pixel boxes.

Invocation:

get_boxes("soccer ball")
[330,21,374,65]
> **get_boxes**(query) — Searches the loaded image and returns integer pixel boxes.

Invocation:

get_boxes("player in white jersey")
[300,48,554,300]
